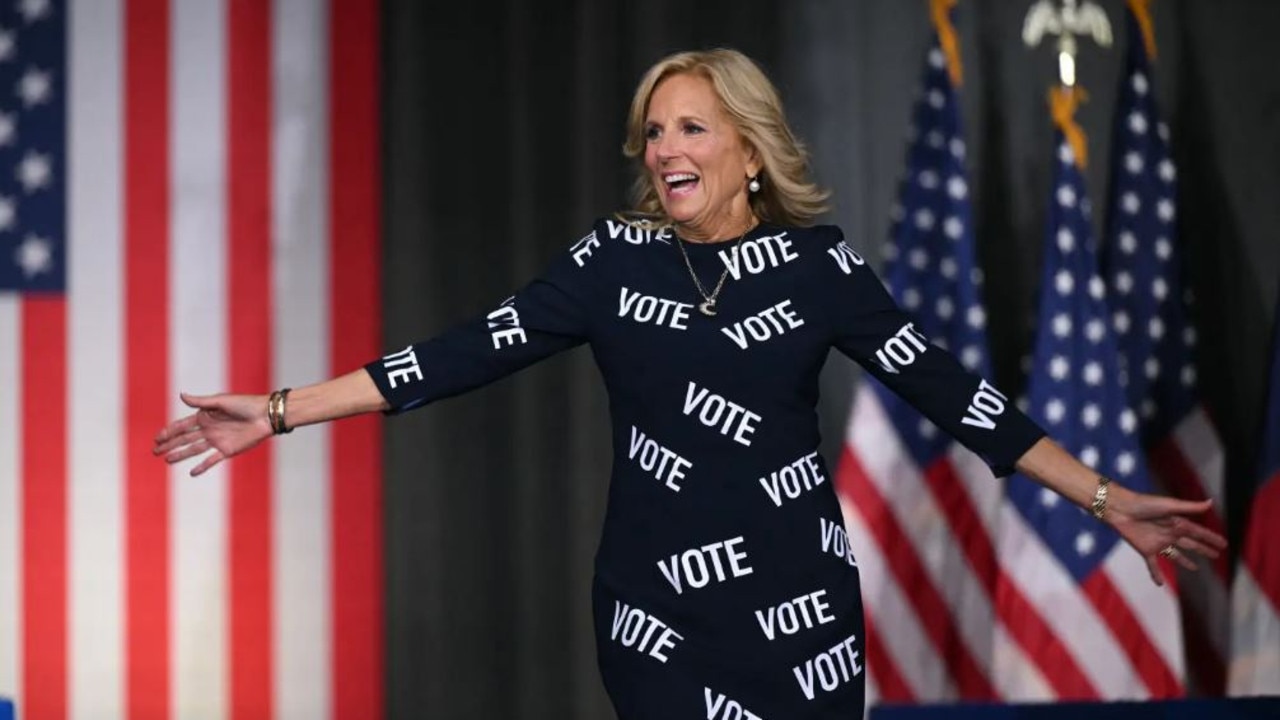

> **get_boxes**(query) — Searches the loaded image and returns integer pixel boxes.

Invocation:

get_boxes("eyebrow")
[645,114,709,126]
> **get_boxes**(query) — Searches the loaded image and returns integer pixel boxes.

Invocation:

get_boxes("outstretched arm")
[821,229,1227,586]
[155,223,605,477]
[1014,436,1227,585]
[153,368,387,477]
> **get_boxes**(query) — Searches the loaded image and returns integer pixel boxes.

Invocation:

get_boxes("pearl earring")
[748,176,761,193]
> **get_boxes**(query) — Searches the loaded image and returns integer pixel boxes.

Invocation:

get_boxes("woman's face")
[643,73,758,241]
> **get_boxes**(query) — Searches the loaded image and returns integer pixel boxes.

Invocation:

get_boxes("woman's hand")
[1106,484,1227,585]
[153,392,274,477]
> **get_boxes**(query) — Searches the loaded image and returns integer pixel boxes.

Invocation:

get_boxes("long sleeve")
[821,227,1044,476]
[365,228,603,414]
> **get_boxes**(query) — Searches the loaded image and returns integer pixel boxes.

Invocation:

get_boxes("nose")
[653,131,681,164]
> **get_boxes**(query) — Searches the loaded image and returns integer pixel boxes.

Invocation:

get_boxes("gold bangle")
[277,388,292,434]
[268,388,293,435]
[266,392,278,432]
[272,391,283,433]
[1091,475,1111,520]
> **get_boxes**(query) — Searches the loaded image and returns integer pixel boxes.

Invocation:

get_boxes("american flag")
[0,1,383,718]
[992,94,1184,700]
[1229,299,1280,695]
[835,20,1004,704]
[1102,4,1228,696]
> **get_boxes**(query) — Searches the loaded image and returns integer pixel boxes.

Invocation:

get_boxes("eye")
[644,125,661,141]
[682,122,705,135]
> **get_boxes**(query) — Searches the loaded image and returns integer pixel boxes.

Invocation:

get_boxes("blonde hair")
[621,48,829,227]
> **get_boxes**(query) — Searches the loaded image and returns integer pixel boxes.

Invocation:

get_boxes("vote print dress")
[365,218,1045,718]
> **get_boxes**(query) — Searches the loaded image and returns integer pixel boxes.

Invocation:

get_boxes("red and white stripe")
[1229,468,1280,694]
[0,0,382,718]
[839,385,1188,707]
[1,287,24,714]
[994,492,1184,701]
[1147,407,1229,695]
[836,385,1003,706]
[69,5,126,719]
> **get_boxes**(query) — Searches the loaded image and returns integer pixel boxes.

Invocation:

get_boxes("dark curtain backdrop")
[382,1,1280,717]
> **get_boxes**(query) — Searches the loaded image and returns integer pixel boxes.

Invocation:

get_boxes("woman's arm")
[1014,436,1226,584]
[283,368,389,426]
[1013,436,1106,509]
[155,221,610,478]
[153,368,387,477]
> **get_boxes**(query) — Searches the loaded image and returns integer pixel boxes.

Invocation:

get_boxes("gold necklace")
[674,221,756,317]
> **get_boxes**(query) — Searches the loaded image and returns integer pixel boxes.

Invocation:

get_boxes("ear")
[743,143,763,180]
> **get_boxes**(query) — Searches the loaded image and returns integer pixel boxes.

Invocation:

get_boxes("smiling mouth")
[662,172,700,197]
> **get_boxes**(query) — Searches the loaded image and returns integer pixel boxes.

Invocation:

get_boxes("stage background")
[381,0,1279,717]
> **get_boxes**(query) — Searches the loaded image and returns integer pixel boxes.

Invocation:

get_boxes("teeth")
[665,173,698,183]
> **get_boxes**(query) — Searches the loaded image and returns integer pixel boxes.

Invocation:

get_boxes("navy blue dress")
[365,218,1044,718]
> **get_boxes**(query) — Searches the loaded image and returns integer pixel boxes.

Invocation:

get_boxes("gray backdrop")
[382,1,1280,717]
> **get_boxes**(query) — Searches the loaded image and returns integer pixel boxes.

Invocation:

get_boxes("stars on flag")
[14,230,50,276]
[1131,71,1149,96]
[943,215,964,240]
[1124,150,1144,174]
[18,0,53,24]
[1057,227,1076,253]
[1009,128,1165,580]
[1080,445,1100,469]
[869,21,990,456]
[1085,318,1105,343]
[1074,531,1096,557]
[0,0,63,293]
[1128,110,1149,135]
[1049,355,1070,381]
[16,147,50,191]
[966,305,985,329]
[1083,361,1102,386]
[17,64,50,106]
[1057,184,1078,208]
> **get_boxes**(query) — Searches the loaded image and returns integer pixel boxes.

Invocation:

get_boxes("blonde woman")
[156,49,1224,718]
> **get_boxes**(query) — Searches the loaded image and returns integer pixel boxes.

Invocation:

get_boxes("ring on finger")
[1159,544,1178,559]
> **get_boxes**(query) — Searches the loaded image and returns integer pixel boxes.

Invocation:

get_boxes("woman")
[154,49,1225,718]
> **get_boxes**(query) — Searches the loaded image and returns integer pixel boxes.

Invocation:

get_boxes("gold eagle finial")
[1023,0,1113,86]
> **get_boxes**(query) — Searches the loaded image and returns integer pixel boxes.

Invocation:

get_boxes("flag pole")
[1022,0,1114,168]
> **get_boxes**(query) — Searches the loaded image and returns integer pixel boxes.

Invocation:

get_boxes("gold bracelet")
[268,388,293,435]
[267,391,281,434]
[266,392,276,432]
[1091,475,1111,520]
[278,388,293,433]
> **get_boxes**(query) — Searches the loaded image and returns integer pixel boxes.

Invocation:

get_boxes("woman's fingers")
[1166,514,1228,551]
[1186,520,1228,550]
[190,449,224,477]
[1139,496,1227,550]
[1167,547,1199,572]
[1175,535,1220,561]
[163,439,210,465]
[180,392,221,410]
[154,412,200,445]
[153,427,204,456]
[1145,557,1164,586]
[155,393,243,477]
[1151,534,1220,579]
[1148,495,1213,519]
